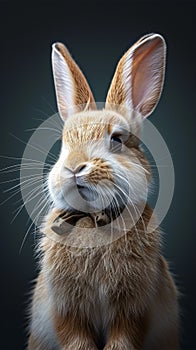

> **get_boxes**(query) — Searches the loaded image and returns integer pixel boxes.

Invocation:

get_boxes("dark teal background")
[0,1,195,349]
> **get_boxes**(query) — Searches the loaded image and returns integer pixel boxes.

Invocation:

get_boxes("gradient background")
[0,1,195,349]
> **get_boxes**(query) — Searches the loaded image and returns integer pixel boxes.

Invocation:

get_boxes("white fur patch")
[122,50,133,113]
[30,294,58,348]
[52,44,75,119]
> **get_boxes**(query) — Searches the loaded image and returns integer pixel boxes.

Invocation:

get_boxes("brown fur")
[106,35,165,118]
[28,34,179,349]
[55,43,96,110]
[28,206,179,349]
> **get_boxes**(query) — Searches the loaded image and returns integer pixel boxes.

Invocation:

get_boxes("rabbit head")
[48,34,166,219]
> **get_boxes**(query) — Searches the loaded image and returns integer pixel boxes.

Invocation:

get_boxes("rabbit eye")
[110,135,122,152]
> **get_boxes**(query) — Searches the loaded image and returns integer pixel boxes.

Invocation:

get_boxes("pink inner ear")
[131,38,164,117]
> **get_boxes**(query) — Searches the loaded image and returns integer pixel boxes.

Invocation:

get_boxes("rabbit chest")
[41,226,160,330]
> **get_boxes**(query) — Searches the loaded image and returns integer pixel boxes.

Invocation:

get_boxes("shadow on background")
[0,1,195,349]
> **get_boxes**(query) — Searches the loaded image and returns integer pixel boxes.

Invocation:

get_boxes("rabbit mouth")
[75,184,127,216]
[76,184,99,202]
[51,185,127,235]
[54,185,126,234]
[75,180,127,216]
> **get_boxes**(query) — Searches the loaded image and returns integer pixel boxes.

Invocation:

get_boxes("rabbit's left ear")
[52,43,96,120]
[106,34,166,118]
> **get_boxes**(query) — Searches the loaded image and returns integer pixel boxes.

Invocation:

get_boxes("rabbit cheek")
[112,156,149,205]
[87,159,114,185]
[48,165,74,210]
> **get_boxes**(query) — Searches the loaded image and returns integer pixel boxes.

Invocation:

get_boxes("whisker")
[130,161,150,174]
[113,182,144,239]
[9,133,58,162]
[0,155,54,165]
[41,96,58,116]
[11,190,42,223]
[25,127,61,135]
[4,176,44,192]
[19,193,50,254]
[32,114,63,131]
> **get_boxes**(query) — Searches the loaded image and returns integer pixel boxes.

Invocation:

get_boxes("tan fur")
[106,34,165,118]
[53,43,96,118]
[28,34,179,349]
[55,43,96,108]
[29,207,179,349]
[106,54,127,107]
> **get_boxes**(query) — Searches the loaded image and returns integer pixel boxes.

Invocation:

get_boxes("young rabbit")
[28,34,179,349]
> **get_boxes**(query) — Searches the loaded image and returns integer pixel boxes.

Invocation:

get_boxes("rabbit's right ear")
[105,34,166,119]
[52,43,96,120]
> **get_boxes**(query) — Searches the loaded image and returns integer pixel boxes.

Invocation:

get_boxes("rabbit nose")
[64,164,87,175]
[64,164,86,176]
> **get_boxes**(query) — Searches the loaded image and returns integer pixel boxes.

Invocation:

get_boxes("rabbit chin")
[48,182,118,213]
[48,175,148,221]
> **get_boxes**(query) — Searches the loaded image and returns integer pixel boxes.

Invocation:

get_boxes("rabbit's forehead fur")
[62,109,133,143]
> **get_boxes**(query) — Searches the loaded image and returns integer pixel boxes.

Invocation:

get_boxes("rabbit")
[28,33,179,350]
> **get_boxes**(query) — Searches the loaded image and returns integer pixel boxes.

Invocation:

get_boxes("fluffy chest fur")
[40,206,160,331]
